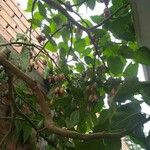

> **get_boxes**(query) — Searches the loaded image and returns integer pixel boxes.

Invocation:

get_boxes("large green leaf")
[75,63,85,73]
[45,41,57,52]
[66,110,80,128]
[25,0,37,12]
[118,45,134,59]
[104,13,135,41]
[90,15,104,24]
[74,39,86,53]
[130,127,147,149]
[140,83,150,106]
[22,122,32,143]
[53,14,67,28]
[123,62,138,78]
[37,1,46,17]
[86,0,96,10]
[75,138,121,150]
[113,77,139,102]
[11,46,30,72]
[134,47,150,65]
[107,56,125,76]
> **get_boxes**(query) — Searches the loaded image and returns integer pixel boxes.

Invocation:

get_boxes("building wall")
[0,0,44,75]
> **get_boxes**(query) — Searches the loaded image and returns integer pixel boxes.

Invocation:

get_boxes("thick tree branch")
[0,53,53,125]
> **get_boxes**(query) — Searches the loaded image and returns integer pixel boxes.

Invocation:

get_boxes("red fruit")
[104,7,111,18]
[54,76,59,82]
[103,0,110,6]
[36,35,46,43]
[90,83,97,92]
[93,94,98,102]
[89,95,94,102]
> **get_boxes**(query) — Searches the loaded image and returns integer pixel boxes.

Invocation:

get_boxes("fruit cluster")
[48,74,65,83]
[86,83,98,102]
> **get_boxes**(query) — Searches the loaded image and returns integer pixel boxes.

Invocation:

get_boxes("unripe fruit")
[54,87,59,94]
[90,83,97,92]
[86,85,90,91]
[59,87,65,96]
[48,76,54,82]
[59,74,65,81]
[54,76,59,82]
[104,0,110,6]
[36,35,46,43]
[93,94,98,102]
[89,95,93,102]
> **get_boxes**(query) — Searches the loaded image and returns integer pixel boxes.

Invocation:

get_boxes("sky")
[17,0,150,135]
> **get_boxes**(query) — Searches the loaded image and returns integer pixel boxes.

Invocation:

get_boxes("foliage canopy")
[0,0,150,149]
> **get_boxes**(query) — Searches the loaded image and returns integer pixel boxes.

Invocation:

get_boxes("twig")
[71,0,86,7]
[29,0,38,42]
[43,24,67,49]
[66,23,73,60]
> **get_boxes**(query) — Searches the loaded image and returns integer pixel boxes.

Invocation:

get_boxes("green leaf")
[104,13,135,41]
[25,0,37,12]
[94,109,110,132]
[90,15,104,24]
[33,12,44,21]
[43,25,51,37]
[69,110,80,128]
[75,138,121,150]
[84,56,93,65]
[82,48,91,56]
[37,1,46,17]
[28,18,41,29]
[53,14,67,28]
[107,56,125,76]
[22,122,32,143]
[75,63,85,72]
[75,140,104,150]
[146,134,150,149]
[61,27,70,42]
[134,47,150,65]
[111,111,145,130]
[19,46,30,71]
[118,45,134,59]
[105,138,121,150]
[74,39,86,53]
[86,0,96,10]
[140,83,150,106]
[130,127,147,149]
[114,77,139,102]
[117,102,141,113]
[45,41,57,52]
[123,63,138,78]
